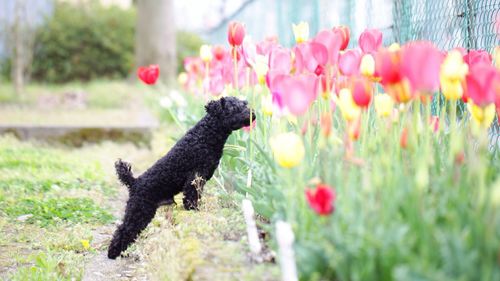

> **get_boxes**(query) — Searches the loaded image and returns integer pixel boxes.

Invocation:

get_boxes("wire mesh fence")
[392,0,499,149]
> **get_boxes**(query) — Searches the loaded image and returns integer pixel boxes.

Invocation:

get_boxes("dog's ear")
[205,99,222,115]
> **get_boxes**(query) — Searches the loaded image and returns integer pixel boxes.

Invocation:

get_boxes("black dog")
[108,97,255,259]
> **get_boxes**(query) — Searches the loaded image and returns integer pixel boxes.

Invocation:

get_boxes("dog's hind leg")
[107,198,157,259]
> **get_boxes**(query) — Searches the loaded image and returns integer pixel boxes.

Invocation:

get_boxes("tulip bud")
[400,127,408,149]
[200,44,213,62]
[292,21,309,44]
[227,21,245,46]
[320,113,332,137]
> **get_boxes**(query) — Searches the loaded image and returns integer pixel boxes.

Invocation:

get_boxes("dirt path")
[81,143,278,281]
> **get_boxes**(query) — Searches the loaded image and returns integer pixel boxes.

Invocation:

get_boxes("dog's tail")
[115,159,136,192]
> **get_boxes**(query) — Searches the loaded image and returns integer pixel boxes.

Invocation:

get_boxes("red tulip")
[350,76,373,108]
[212,45,226,61]
[227,21,245,46]
[401,41,443,93]
[305,184,336,216]
[375,48,402,85]
[465,63,500,107]
[137,64,159,85]
[333,26,350,51]
[359,29,383,54]
[339,49,362,76]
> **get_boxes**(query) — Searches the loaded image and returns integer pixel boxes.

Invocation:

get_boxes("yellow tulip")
[270,132,305,168]
[494,46,500,70]
[360,54,376,77]
[335,88,361,121]
[199,44,213,62]
[254,55,269,84]
[261,94,273,116]
[468,103,496,129]
[440,50,468,100]
[374,93,394,117]
[292,21,309,44]
[178,72,188,85]
[388,43,401,52]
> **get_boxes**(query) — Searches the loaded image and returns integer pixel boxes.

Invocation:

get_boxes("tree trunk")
[12,0,25,96]
[135,0,177,84]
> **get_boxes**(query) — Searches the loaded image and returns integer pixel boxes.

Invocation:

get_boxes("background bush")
[176,31,205,73]
[31,3,136,83]
[5,3,205,83]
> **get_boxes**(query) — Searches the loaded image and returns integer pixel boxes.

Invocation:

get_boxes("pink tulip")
[256,36,279,56]
[463,49,492,67]
[333,26,350,51]
[294,42,327,75]
[313,29,342,65]
[401,41,443,93]
[465,63,500,106]
[243,120,256,132]
[339,49,362,76]
[241,39,257,68]
[281,74,319,115]
[269,47,292,74]
[359,29,383,54]
[227,21,245,46]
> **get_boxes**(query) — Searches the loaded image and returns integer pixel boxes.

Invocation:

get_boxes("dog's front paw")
[107,244,122,259]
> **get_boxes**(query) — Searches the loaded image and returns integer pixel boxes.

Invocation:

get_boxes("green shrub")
[176,31,205,73]
[31,3,136,83]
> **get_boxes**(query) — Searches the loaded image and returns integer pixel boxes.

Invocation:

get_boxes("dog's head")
[205,97,256,131]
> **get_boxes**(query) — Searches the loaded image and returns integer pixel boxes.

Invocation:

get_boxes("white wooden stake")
[246,169,252,188]
[276,221,298,281]
[242,199,262,255]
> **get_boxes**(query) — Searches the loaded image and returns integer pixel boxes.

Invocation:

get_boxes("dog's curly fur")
[107,97,255,259]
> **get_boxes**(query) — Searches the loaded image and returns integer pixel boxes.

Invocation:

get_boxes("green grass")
[0,80,155,109]
[2,198,113,227]
[0,136,148,280]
